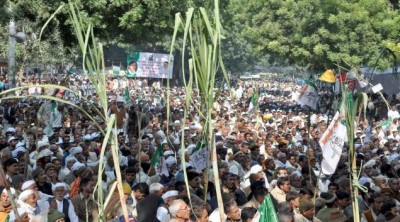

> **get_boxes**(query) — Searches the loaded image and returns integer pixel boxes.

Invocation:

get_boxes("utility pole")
[8,19,16,89]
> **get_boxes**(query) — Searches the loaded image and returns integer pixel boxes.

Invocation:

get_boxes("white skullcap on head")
[52,182,67,192]
[83,135,92,141]
[6,127,16,133]
[65,156,77,163]
[165,156,177,167]
[12,147,27,158]
[71,162,85,172]
[161,190,178,200]
[164,150,174,156]
[249,164,263,175]
[116,96,126,104]
[21,180,36,191]
[7,136,16,143]
[18,189,35,203]
[37,141,50,148]
[38,149,53,159]
[70,146,83,156]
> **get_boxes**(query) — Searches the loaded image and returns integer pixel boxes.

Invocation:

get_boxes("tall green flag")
[151,142,169,176]
[256,194,279,222]
[151,144,164,168]
[248,91,259,112]
[124,87,131,103]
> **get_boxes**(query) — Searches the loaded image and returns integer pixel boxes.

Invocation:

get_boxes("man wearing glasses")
[169,199,191,222]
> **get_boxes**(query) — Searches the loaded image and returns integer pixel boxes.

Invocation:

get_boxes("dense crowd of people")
[0,74,400,222]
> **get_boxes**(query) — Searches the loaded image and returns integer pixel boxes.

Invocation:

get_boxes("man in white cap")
[108,96,129,134]
[5,127,16,137]
[156,190,179,222]
[59,157,76,182]
[6,137,18,154]
[68,146,85,163]
[169,120,181,146]
[63,162,90,185]
[8,189,39,222]
[165,156,177,177]
[20,179,51,214]
[49,182,79,222]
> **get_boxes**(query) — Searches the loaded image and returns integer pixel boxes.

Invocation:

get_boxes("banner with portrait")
[126,52,174,79]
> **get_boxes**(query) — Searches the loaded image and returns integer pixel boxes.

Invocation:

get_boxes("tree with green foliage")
[0,0,199,76]
[233,0,400,71]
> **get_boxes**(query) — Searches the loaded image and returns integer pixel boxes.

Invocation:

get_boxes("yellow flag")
[319,69,336,83]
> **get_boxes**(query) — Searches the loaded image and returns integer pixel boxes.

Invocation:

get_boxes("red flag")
[336,71,348,83]
[70,176,81,198]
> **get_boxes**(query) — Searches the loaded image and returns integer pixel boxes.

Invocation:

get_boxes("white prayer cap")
[18,189,35,203]
[165,156,177,167]
[71,162,85,172]
[6,127,16,133]
[52,182,67,192]
[116,96,126,104]
[83,135,92,141]
[38,149,53,159]
[38,141,50,149]
[249,164,263,175]
[12,147,27,158]
[164,150,174,156]
[161,190,178,200]
[65,156,77,164]
[70,146,83,156]
[21,180,36,191]
[7,136,17,143]
[174,120,181,126]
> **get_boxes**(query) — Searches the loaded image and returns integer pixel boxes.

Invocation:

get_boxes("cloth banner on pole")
[151,144,169,176]
[247,91,259,112]
[319,111,347,175]
[190,148,208,171]
[295,82,319,110]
